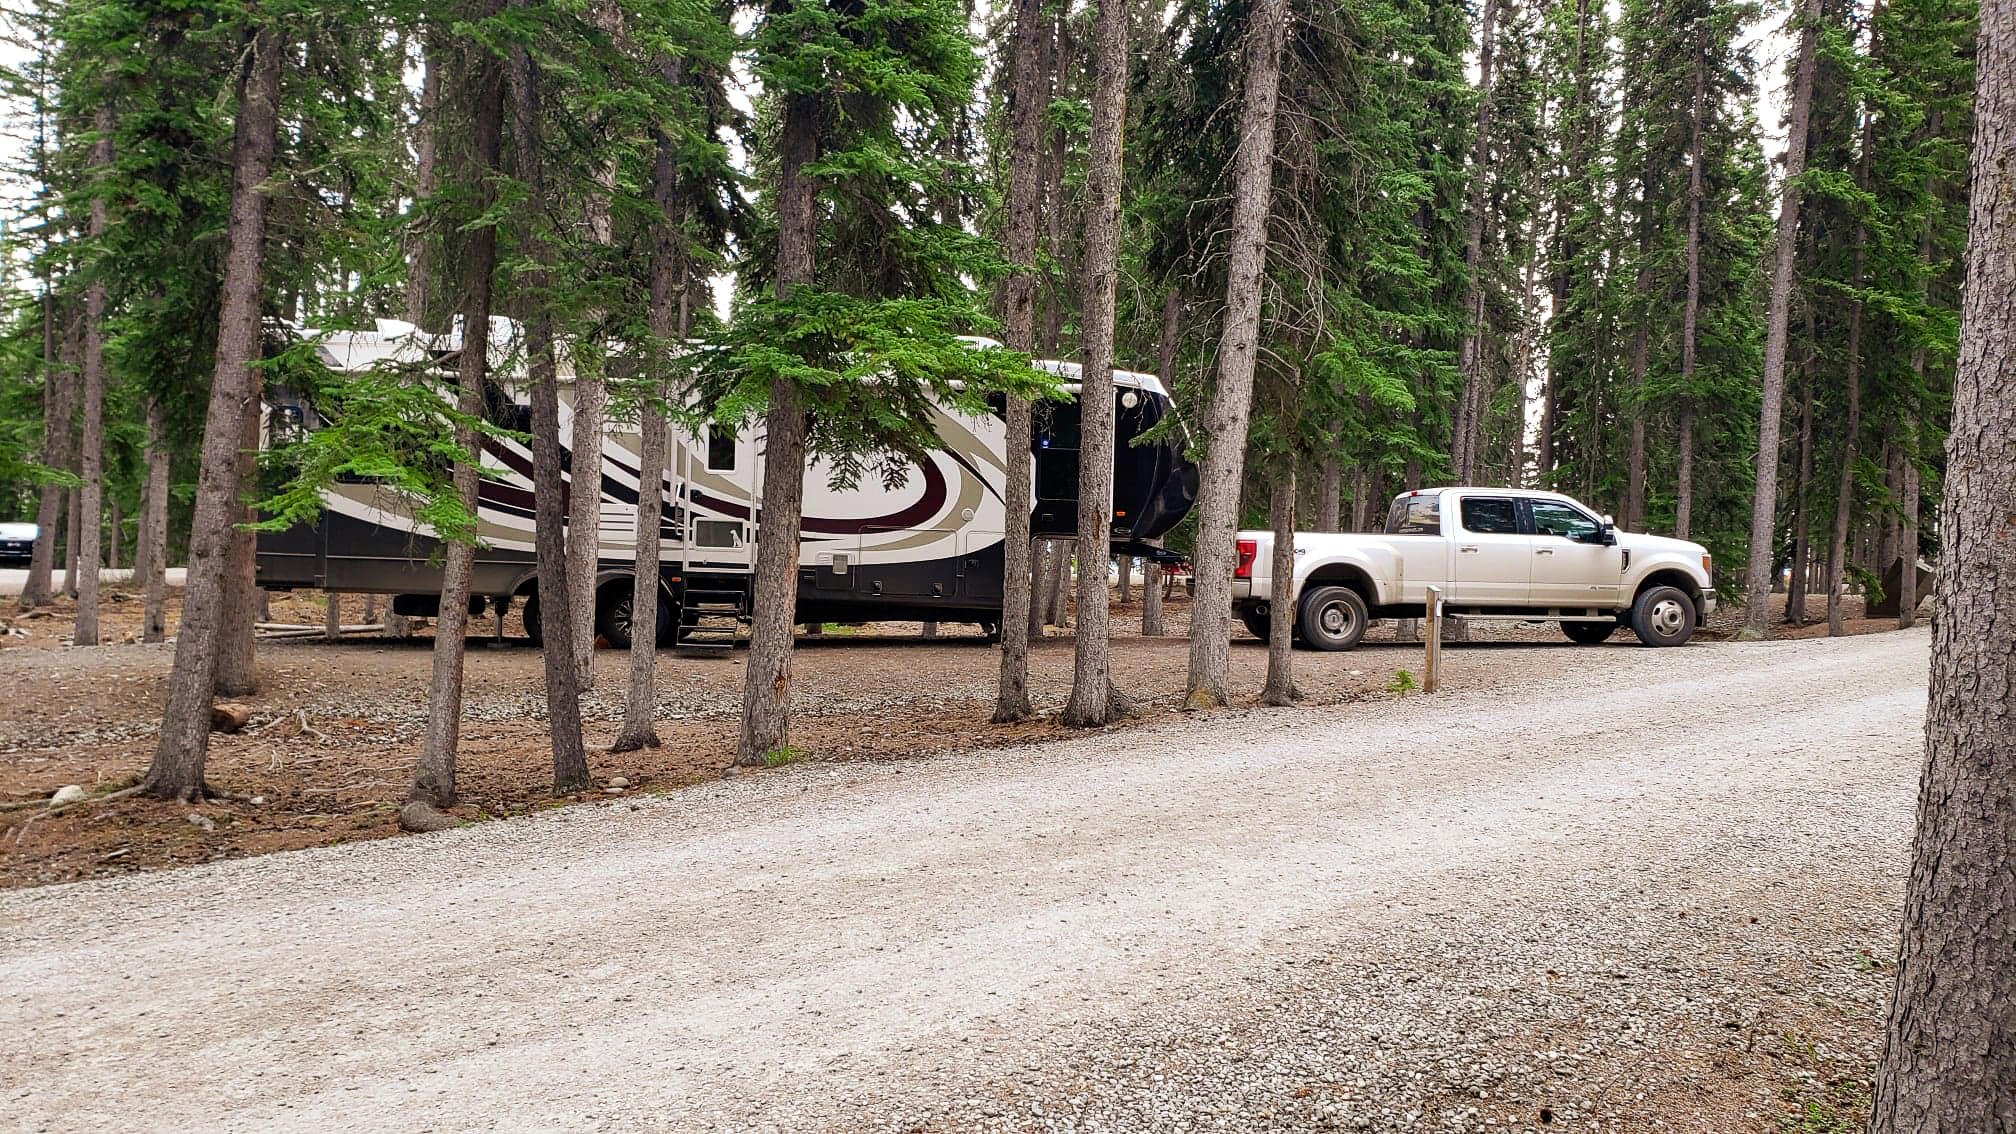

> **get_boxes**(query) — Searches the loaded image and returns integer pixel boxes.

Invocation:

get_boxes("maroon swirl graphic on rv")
[690,453,951,534]
[482,435,954,536]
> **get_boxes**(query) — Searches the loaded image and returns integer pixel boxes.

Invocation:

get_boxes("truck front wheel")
[1630,586,1697,647]
[1297,586,1368,651]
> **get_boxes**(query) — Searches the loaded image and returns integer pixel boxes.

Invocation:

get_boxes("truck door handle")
[1535,548,1555,556]
[1459,545,1479,553]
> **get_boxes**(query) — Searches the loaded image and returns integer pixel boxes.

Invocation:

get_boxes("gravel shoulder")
[0,627,1926,1133]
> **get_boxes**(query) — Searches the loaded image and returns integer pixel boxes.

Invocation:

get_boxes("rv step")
[674,589,747,654]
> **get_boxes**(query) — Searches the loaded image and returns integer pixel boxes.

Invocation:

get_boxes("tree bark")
[1261,464,1295,707]
[1184,0,1288,709]
[734,89,820,768]
[1453,0,1504,484]
[1897,196,1935,631]
[1869,0,2016,1115]
[74,110,113,646]
[407,24,504,820]
[1624,317,1649,532]
[1028,540,1051,638]
[1048,538,1070,625]
[506,16,591,795]
[566,347,606,690]
[1060,0,1131,728]
[1826,252,1862,637]
[993,0,1047,723]
[138,399,170,643]
[1786,379,1815,624]
[614,60,691,754]
[1675,30,1707,541]
[21,284,66,610]
[1315,448,1342,532]
[142,25,284,802]
[1739,0,1820,640]
[213,404,261,696]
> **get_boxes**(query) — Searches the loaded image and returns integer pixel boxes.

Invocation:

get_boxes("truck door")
[1451,495,1531,604]
[1525,498,1622,606]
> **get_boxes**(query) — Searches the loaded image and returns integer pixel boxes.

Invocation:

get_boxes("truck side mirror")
[1599,517,1617,546]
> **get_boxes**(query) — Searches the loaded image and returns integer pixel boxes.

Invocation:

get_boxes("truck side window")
[1459,497,1520,535]
[1529,500,1600,541]
[1385,495,1441,535]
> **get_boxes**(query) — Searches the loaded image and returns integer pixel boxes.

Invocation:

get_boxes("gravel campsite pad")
[0,625,1927,1133]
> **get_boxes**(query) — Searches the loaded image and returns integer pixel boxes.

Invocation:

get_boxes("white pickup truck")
[1232,486,1717,650]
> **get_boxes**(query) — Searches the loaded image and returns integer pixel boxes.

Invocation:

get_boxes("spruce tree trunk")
[1897,204,1933,631]
[1870,0,2016,1113]
[1624,317,1649,532]
[1675,33,1706,541]
[142,27,284,802]
[1261,465,1296,707]
[567,357,605,689]
[74,113,113,646]
[406,31,503,824]
[734,92,819,768]
[214,388,261,695]
[21,289,67,611]
[1049,539,1070,626]
[138,399,170,643]
[1184,0,1288,709]
[1826,272,1862,636]
[1786,381,1814,624]
[1060,0,1130,728]
[1315,451,1342,532]
[1028,541,1050,638]
[614,73,690,754]
[1453,0,1503,483]
[1141,540,1165,637]
[506,19,591,795]
[993,0,1047,723]
[1739,0,1820,639]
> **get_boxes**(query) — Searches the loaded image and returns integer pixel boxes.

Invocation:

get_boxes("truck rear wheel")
[1562,620,1617,645]
[1239,609,1271,640]
[1296,586,1368,651]
[1630,585,1697,647]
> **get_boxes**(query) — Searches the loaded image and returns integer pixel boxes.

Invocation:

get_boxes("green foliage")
[699,293,1053,489]
[1385,669,1418,696]
[763,744,809,767]
[250,343,512,548]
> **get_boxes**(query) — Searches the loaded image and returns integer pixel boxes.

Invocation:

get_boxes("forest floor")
[0,583,1909,892]
[2,623,1925,1134]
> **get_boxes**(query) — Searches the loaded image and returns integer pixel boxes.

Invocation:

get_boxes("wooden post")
[1424,585,1442,694]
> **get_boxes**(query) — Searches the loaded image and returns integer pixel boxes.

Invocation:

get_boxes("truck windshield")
[1385,495,1441,535]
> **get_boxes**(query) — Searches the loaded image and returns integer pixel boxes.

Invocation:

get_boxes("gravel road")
[1,629,1928,1133]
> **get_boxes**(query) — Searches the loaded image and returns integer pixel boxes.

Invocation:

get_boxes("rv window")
[706,427,737,473]
[694,519,742,548]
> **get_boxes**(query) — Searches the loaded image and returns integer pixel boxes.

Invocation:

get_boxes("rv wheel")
[522,592,542,647]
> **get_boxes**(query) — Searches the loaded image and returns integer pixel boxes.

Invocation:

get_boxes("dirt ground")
[0,581,1910,890]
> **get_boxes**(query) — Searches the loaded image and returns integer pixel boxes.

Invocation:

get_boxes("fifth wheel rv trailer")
[254,320,1199,649]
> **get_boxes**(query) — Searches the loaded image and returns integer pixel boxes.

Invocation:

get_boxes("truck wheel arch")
[1631,567,1707,623]
[1302,562,1378,608]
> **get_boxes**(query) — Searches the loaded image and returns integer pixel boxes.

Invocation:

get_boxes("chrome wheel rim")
[1650,598,1686,637]
[1320,600,1354,638]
